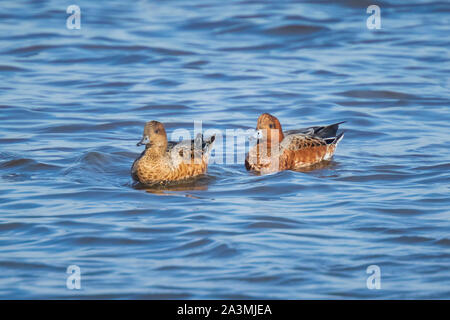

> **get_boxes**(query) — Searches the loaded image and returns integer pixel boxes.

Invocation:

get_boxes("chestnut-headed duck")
[131,121,215,185]
[245,113,344,174]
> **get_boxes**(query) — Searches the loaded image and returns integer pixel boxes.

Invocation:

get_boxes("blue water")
[0,0,449,299]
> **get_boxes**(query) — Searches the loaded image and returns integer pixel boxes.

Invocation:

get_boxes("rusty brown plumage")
[245,113,344,173]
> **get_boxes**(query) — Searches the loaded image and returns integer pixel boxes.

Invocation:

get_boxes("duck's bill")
[248,129,263,142]
[137,135,150,146]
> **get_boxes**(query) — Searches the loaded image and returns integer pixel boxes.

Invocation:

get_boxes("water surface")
[0,0,449,299]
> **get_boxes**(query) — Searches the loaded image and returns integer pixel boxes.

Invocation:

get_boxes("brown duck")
[131,121,215,185]
[245,113,344,174]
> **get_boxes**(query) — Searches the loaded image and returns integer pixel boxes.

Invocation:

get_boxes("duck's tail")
[315,121,346,139]
[323,132,344,160]
[202,134,216,155]
[323,131,344,145]
[193,133,216,155]
[333,131,344,145]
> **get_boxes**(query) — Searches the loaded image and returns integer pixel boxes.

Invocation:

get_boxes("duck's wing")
[169,134,216,162]
[284,121,345,140]
[168,134,215,152]
[282,129,345,150]
[166,141,179,151]
[200,134,216,155]
[281,133,328,151]
[284,127,315,136]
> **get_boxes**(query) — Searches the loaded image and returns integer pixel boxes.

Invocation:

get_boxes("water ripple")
[0,0,449,299]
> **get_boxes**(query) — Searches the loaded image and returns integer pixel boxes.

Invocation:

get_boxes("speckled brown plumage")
[131,121,215,185]
[245,113,344,174]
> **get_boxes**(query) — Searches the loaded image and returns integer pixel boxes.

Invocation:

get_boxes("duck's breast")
[245,143,282,173]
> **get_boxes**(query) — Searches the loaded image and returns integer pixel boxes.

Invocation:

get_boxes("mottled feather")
[131,121,215,185]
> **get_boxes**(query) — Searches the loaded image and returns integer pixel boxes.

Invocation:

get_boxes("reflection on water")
[0,0,449,299]
[292,160,337,173]
[133,176,211,196]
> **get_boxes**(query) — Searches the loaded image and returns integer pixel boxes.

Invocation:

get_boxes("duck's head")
[137,121,167,149]
[255,113,284,144]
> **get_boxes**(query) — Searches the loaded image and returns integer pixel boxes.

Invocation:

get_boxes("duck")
[245,113,344,174]
[131,121,215,185]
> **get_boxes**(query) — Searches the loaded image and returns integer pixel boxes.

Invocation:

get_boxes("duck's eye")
[269,124,274,129]
[155,129,159,134]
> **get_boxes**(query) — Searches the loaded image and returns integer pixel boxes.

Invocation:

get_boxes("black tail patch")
[315,121,346,139]
[323,131,344,145]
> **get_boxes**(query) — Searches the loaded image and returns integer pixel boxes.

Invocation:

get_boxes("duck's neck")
[265,129,284,147]
[277,128,285,142]
[255,129,283,158]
